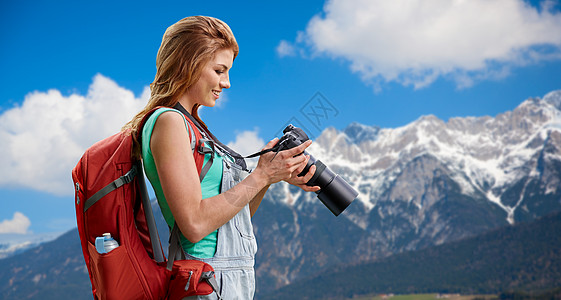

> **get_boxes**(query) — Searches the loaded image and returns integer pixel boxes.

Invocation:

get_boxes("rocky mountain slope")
[0,229,91,300]
[263,210,561,299]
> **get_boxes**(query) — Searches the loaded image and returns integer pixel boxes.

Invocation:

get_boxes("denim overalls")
[184,148,258,300]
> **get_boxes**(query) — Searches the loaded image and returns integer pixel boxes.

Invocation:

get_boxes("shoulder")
[151,109,190,141]
[144,107,185,133]
[155,109,185,125]
[149,108,200,153]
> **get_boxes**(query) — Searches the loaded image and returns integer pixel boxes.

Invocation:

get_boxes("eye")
[215,70,224,75]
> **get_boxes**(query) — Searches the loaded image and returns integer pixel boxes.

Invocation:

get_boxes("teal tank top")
[141,107,223,258]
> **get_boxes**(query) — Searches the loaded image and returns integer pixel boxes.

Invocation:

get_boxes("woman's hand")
[285,160,321,192]
[252,138,313,186]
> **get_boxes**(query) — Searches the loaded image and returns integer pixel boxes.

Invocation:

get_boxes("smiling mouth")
[212,90,220,97]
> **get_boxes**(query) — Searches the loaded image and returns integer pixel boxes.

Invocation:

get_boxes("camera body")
[276,124,358,216]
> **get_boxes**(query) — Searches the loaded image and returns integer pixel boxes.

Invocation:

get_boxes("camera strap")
[173,103,293,164]
[243,138,291,161]
[173,103,249,171]
[243,148,273,158]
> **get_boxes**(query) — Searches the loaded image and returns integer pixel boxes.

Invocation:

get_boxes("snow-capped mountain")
[0,232,62,259]
[311,90,561,222]
[253,90,561,294]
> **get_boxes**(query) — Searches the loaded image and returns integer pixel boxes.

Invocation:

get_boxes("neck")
[176,95,193,114]
[174,102,193,117]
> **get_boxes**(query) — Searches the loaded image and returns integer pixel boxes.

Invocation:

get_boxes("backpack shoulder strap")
[165,104,217,269]
[172,103,216,180]
[136,107,169,263]
[185,119,196,152]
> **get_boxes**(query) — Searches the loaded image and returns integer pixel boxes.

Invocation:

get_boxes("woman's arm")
[151,111,311,243]
[248,184,269,217]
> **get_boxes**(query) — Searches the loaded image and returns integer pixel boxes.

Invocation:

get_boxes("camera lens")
[306,160,358,216]
[316,174,358,216]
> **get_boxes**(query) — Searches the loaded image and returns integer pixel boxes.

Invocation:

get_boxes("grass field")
[351,293,496,300]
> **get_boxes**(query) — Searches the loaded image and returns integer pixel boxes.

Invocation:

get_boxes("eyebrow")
[216,64,230,70]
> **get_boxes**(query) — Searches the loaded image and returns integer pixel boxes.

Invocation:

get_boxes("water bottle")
[95,233,119,254]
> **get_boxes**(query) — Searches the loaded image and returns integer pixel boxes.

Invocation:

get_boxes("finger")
[285,140,312,157]
[293,164,315,186]
[281,150,306,166]
[298,184,321,192]
[302,164,316,182]
[263,138,279,150]
[287,153,308,172]
[293,155,310,175]
[289,173,308,186]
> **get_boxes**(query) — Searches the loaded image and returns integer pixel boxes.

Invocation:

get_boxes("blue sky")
[1,0,561,237]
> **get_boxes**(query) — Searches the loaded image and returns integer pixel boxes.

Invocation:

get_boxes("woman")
[124,16,319,299]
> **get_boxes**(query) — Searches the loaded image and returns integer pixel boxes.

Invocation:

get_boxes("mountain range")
[252,90,561,294]
[0,90,560,299]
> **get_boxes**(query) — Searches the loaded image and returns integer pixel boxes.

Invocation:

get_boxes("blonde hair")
[124,16,238,158]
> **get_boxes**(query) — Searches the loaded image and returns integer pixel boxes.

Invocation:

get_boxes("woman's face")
[183,48,234,108]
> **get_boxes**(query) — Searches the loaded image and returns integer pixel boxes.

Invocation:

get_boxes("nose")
[220,74,231,89]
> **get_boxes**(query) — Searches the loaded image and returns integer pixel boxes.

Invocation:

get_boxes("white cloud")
[288,0,561,89]
[0,212,31,234]
[227,129,265,169]
[276,40,297,57]
[0,74,149,196]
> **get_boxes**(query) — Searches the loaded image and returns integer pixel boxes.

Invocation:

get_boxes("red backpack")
[72,107,219,300]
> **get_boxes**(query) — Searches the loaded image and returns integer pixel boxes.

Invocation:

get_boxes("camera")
[274,124,358,216]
